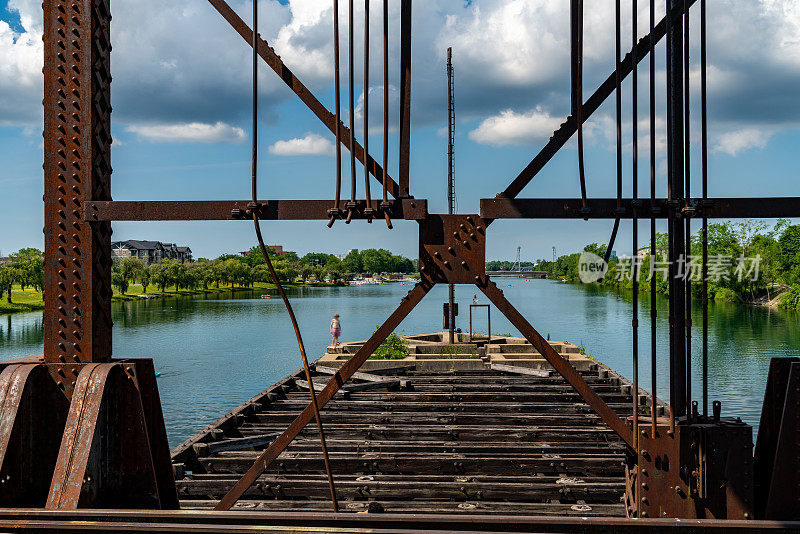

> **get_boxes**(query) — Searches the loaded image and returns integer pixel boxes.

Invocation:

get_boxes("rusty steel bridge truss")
[2,0,800,528]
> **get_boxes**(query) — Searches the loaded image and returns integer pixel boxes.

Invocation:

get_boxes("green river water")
[2,279,798,447]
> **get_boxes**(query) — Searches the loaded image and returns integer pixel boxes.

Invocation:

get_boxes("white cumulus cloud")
[4,0,800,158]
[469,107,562,147]
[126,122,246,144]
[268,133,334,156]
[714,128,772,156]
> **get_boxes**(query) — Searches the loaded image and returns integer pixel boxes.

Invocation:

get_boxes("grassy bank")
[0,281,341,314]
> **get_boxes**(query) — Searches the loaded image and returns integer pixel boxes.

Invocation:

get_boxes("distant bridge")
[486,270,548,278]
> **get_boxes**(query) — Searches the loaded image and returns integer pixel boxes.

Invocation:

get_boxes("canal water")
[2,280,798,447]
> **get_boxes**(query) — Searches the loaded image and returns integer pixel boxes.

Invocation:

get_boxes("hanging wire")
[328,0,343,228]
[363,0,374,222]
[631,0,641,518]
[250,0,338,512]
[649,0,658,438]
[683,0,692,416]
[700,0,708,417]
[572,0,589,215]
[602,0,624,268]
[665,0,676,436]
[381,0,392,228]
[346,0,357,223]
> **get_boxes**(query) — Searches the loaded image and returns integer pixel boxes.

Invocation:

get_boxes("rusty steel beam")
[82,199,427,221]
[46,362,176,510]
[0,509,796,533]
[500,0,696,199]
[480,197,800,220]
[214,282,432,510]
[206,0,403,200]
[0,364,69,507]
[398,0,412,198]
[479,280,634,449]
[43,0,113,363]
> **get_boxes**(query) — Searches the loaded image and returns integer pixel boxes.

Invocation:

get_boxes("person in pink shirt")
[330,314,342,348]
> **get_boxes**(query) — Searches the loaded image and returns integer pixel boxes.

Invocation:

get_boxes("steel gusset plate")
[0,364,70,507]
[634,418,753,519]
[754,357,800,520]
[46,361,177,510]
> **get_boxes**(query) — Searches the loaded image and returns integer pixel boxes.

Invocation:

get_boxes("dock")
[171,334,658,516]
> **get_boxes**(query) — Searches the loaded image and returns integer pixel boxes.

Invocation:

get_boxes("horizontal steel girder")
[481,197,800,220]
[82,199,427,222]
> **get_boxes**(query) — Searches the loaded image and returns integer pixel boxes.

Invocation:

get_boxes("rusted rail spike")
[500,0,697,200]
[214,282,431,511]
[206,0,403,200]
[479,280,634,448]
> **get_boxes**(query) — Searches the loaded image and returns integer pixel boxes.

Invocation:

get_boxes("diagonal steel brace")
[500,0,697,200]
[214,282,432,510]
[479,279,634,448]
[206,0,403,200]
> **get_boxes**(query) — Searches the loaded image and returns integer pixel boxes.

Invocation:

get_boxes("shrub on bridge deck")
[370,329,409,360]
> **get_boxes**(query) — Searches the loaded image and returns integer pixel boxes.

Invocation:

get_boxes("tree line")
[111,246,415,294]
[0,246,417,300]
[0,248,44,303]
[533,219,800,308]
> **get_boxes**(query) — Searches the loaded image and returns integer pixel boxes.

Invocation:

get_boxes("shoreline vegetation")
[490,219,800,311]
[0,246,417,315]
[0,281,345,315]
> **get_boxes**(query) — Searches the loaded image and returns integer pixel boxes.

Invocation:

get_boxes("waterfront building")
[112,240,192,264]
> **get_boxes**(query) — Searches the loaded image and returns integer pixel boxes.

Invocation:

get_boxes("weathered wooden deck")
[171,335,652,517]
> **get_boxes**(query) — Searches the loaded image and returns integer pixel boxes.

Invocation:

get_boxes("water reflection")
[1,281,798,446]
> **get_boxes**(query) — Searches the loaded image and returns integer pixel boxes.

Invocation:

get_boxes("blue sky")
[1,0,799,261]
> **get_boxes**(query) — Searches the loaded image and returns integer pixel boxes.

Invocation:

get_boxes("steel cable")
[346,0,357,223]
[603,0,624,267]
[250,0,338,512]
[363,0,374,223]
[631,0,640,518]
[700,0,708,417]
[381,0,392,228]
[571,0,589,216]
[649,0,658,438]
[683,0,692,415]
[328,0,343,228]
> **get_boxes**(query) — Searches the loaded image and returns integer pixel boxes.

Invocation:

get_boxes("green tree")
[301,252,335,267]
[139,264,153,294]
[342,249,363,273]
[116,257,144,295]
[9,248,43,292]
[150,263,169,293]
[0,263,17,303]
[779,224,800,284]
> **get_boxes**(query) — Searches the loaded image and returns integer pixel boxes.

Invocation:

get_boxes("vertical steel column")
[700,0,709,417]
[43,0,113,364]
[398,0,412,198]
[666,0,687,419]
[682,0,692,414]
[447,47,455,344]
[648,0,658,439]
[631,0,640,518]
